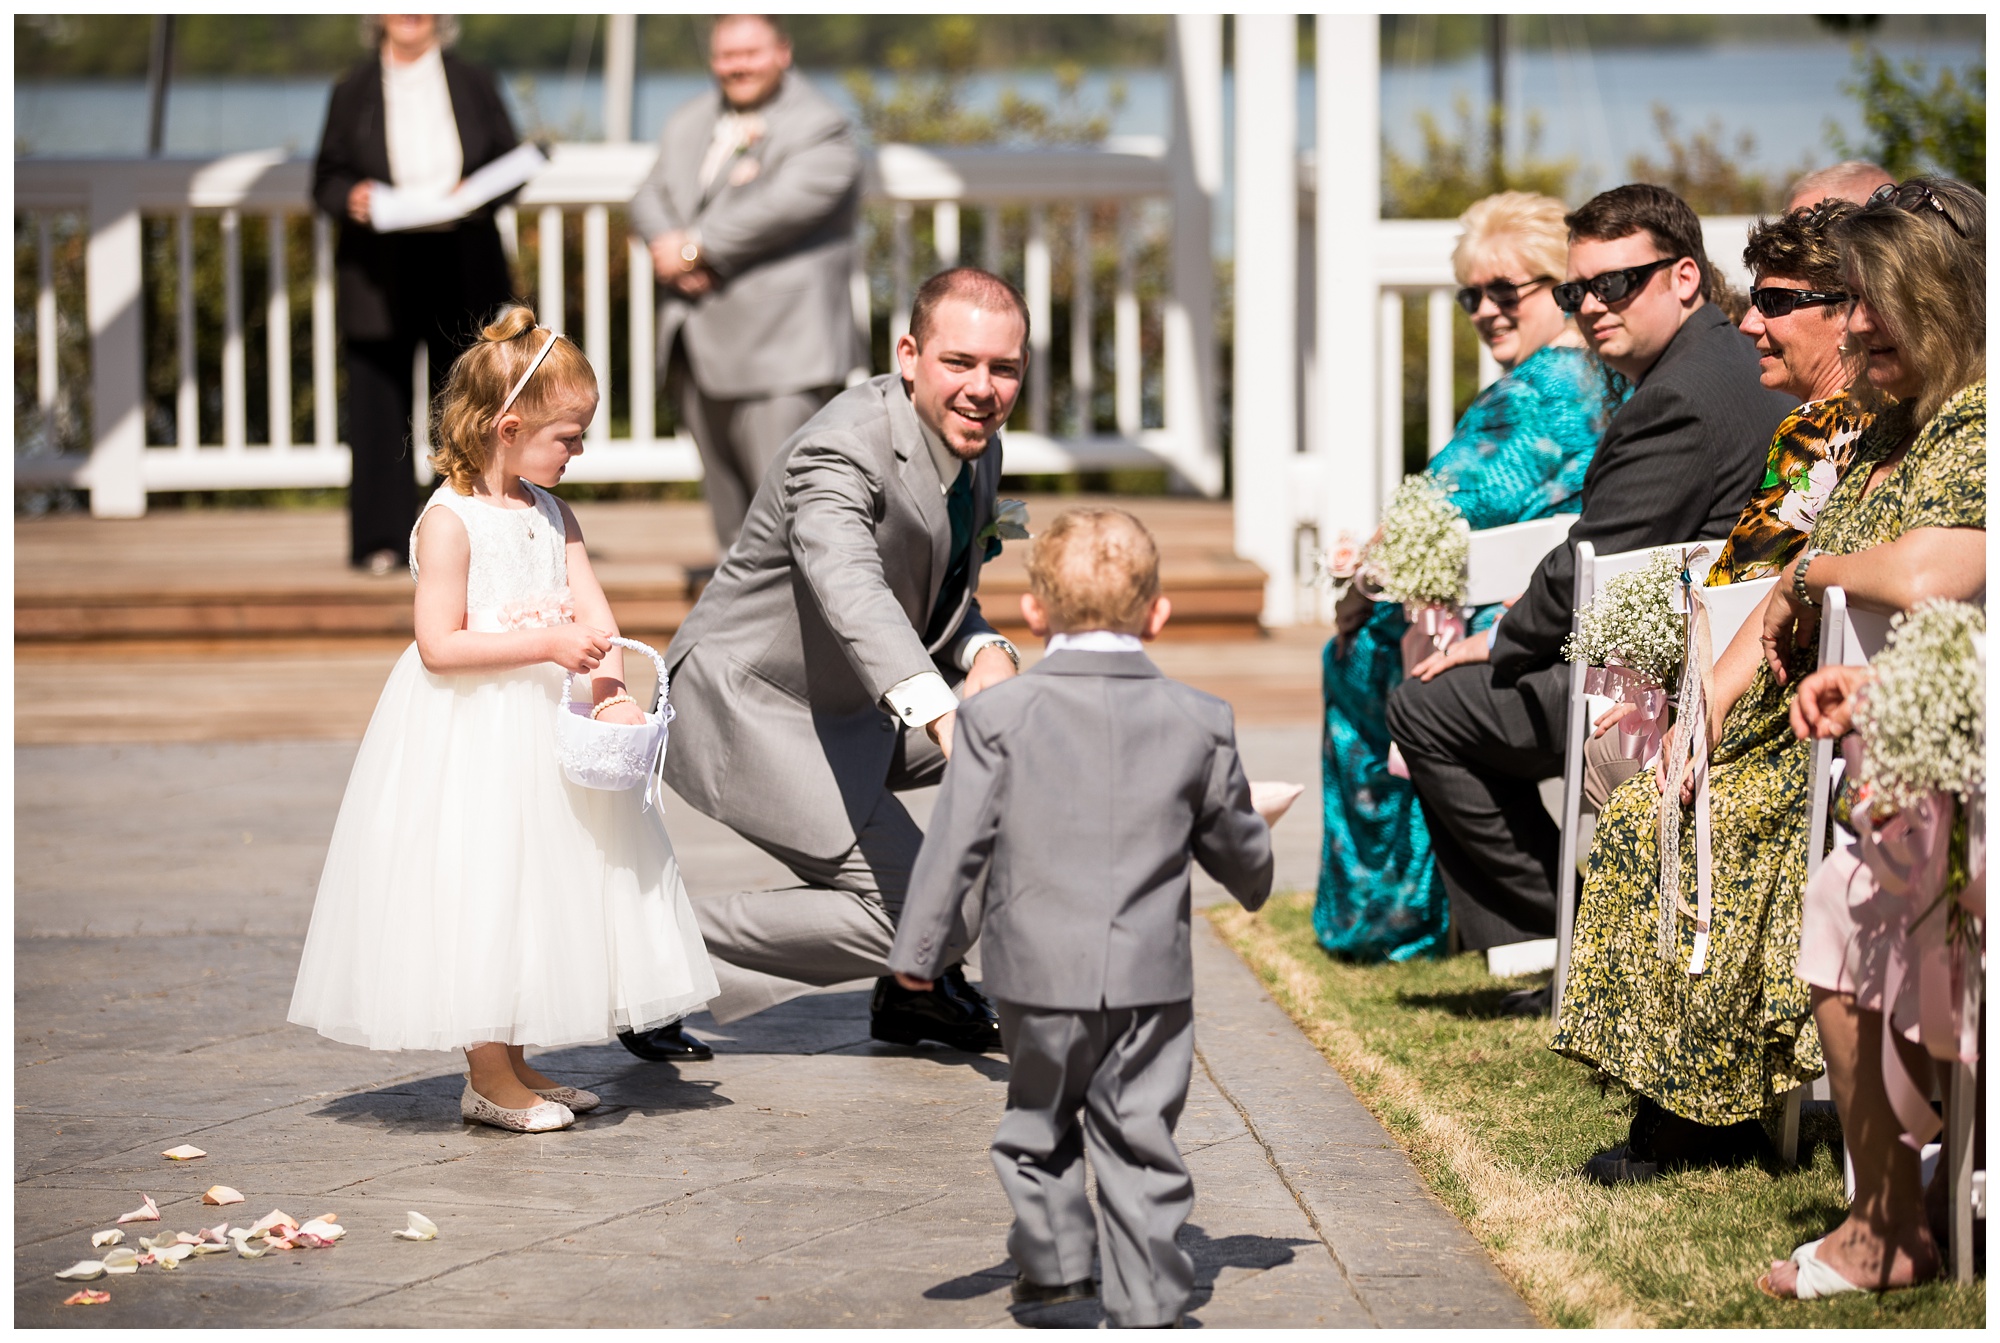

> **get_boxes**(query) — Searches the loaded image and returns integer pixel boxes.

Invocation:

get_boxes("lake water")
[16,38,1980,223]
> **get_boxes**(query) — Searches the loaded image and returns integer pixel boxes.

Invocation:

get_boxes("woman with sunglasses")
[1316,191,1626,962]
[1555,178,1984,1216]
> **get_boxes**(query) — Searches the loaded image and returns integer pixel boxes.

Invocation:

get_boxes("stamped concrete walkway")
[15,735,1537,1329]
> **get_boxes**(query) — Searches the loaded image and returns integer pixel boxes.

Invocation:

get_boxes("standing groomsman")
[630,14,862,556]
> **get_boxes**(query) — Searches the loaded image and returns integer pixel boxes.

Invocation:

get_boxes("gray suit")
[663,373,1003,1023]
[888,650,1273,1327]
[630,71,861,550]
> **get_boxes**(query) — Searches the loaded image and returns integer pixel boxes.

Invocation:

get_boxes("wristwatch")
[1791,547,1822,608]
[978,636,1021,672]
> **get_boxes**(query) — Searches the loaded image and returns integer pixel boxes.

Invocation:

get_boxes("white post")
[1231,14,1299,623]
[177,212,198,452]
[1316,14,1382,552]
[628,235,655,444]
[1164,14,1223,498]
[538,206,565,333]
[583,203,611,445]
[1025,204,1051,435]
[1070,204,1094,438]
[312,215,337,452]
[1426,286,1454,458]
[267,212,292,451]
[933,201,960,268]
[36,215,57,429]
[85,175,148,515]
[891,201,913,344]
[603,13,636,143]
[1114,204,1140,437]
[1377,289,1404,509]
[221,207,246,452]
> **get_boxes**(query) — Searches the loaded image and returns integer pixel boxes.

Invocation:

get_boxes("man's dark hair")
[908,267,1032,350]
[1742,199,1859,290]
[710,14,789,45]
[1566,183,1724,306]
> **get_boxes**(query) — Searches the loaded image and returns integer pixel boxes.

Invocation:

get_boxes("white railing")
[15,140,1215,516]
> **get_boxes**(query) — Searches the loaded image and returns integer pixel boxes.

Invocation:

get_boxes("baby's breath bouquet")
[1362,474,1468,607]
[1562,549,1688,691]
[1853,599,1985,813]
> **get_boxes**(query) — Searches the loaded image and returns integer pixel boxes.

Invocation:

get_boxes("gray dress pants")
[679,373,838,555]
[691,724,951,1023]
[993,999,1196,1329]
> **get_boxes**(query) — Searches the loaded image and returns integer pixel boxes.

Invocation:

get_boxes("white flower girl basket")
[555,636,675,808]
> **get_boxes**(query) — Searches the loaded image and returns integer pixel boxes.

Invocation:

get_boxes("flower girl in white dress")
[289,306,717,1132]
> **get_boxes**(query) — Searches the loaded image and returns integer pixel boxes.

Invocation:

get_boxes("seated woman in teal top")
[1317,192,1626,961]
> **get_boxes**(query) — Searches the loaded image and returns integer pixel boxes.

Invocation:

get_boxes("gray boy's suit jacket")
[887,650,1274,1009]
[629,71,860,399]
[662,373,1001,860]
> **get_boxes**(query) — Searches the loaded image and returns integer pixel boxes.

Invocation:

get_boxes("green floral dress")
[1553,381,1986,1125]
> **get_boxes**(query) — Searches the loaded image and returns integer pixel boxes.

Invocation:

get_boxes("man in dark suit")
[312,15,522,574]
[1385,184,1794,987]
[629,14,861,556]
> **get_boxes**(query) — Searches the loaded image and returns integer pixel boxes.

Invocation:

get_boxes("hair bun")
[482,305,539,344]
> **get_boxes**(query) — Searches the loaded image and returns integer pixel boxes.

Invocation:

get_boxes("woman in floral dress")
[1554,177,1986,1186]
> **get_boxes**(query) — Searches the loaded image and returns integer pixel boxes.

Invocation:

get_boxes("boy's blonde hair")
[1025,507,1161,634]
[429,305,597,495]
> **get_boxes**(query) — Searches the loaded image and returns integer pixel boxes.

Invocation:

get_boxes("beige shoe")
[459,1081,574,1132]
[531,1085,601,1113]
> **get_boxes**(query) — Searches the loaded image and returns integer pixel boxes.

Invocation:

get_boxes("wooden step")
[16,495,1268,644]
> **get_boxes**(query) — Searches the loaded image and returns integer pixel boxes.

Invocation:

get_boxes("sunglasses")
[1747,287,1851,318]
[1552,257,1683,314]
[1867,181,1969,237]
[1454,276,1553,314]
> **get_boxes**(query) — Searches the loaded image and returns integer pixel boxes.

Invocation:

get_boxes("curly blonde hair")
[1452,191,1570,288]
[429,306,596,495]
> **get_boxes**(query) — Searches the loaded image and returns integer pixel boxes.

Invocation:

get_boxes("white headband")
[499,327,559,415]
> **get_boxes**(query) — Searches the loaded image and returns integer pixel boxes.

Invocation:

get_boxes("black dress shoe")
[1499,984,1551,1017]
[617,1021,714,1062]
[1582,1143,1662,1185]
[870,965,1003,1053]
[1011,1274,1097,1307]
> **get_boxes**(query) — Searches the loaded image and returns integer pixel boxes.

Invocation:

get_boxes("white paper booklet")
[369,142,547,233]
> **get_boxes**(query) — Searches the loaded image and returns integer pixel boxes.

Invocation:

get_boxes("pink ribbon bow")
[1399,603,1467,678]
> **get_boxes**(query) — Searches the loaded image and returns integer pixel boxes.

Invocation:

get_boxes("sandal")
[1757,1238,1867,1300]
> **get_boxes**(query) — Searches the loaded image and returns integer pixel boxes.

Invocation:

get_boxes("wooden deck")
[15,495,1328,744]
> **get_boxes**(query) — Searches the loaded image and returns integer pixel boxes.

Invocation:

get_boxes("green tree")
[1625,106,1806,214]
[1830,50,1985,191]
[1381,97,1574,219]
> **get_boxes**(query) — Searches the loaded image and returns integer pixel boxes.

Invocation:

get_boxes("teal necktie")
[924,466,975,645]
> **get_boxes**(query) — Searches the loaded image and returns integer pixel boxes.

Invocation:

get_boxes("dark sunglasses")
[1748,286,1851,318]
[1454,276,1553,314]
[1867,181,1969,237]
[1552,256,1683,314]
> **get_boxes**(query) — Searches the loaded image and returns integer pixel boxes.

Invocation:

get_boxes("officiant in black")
[312,14,523,575]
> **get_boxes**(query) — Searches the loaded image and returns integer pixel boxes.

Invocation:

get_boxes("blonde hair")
[430,306,597,495]
[1831,176,1986,427]
[1026,508,1161,635]
[1452,191,1570,287]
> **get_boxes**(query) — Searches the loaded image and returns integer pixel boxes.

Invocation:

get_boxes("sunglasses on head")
[1552,256,1683,314]
[1454,276,1553,315]
[1747,286,1851,319]
[1867,181,1969,237]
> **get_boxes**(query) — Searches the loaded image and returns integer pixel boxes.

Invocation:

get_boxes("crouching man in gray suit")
[888,509,1297,1328]
[632,269,1030,1060]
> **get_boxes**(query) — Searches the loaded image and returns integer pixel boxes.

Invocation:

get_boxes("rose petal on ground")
[61,1289,111,1305]
[90,1229,125,1249]
[160,1145,206,1161]
[295,1217,344,1242]
[54,1261,105,1281]
[134,1254,155,1267]
[115,1196,160,1224]
[234,1240,268,1259]
[190,1241,233,1255]
[197,1221,230,1243]
[173,1232,200,1245]
[390,1210,439,1241]
[153,1244,193,1265]
[248,1210,297,1235]
[100,1248,139,1271]
[201,1185,244,1206]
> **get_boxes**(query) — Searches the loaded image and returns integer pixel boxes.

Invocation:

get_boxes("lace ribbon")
[1657,547,1716,973]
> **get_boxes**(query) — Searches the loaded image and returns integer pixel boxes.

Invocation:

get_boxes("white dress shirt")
[1046,631,1144,653]
[878,422,1015,728]
[381,44,463,197]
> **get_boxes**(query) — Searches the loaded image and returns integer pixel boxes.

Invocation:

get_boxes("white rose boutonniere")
[978,499,1031,559]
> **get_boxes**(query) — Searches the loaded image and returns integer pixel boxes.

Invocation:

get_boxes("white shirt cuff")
[883,671,959,727]
[955,632,1015,672]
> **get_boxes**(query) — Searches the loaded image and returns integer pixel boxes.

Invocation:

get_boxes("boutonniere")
[977,498,1031,560]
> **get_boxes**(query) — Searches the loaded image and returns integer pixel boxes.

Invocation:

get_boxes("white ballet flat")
[459,1081,574,1133]
[531,1085,601,1113]
[1758,1237,1869,1300]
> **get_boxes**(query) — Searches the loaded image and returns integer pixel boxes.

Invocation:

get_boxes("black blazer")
[312,52,521,342]
[1489,304,1796,682]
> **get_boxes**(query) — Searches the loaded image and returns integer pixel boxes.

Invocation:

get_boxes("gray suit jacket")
[887,650,1275,1010]
[630,71,860,400]
[662,374,1002,859]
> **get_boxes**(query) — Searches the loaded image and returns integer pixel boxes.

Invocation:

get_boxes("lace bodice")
[410,483,573,632]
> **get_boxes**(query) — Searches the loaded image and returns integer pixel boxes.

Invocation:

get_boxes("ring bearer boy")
[887,508,1300,1328]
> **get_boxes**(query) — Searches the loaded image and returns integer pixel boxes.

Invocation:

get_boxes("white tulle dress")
[288,483,717,1052]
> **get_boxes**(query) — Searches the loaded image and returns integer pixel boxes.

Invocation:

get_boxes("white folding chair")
[1461,514,1576,975]
[1552,541,1697,1023]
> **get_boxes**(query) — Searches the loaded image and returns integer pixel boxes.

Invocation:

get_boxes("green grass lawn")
[1208,892,1984,1328]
